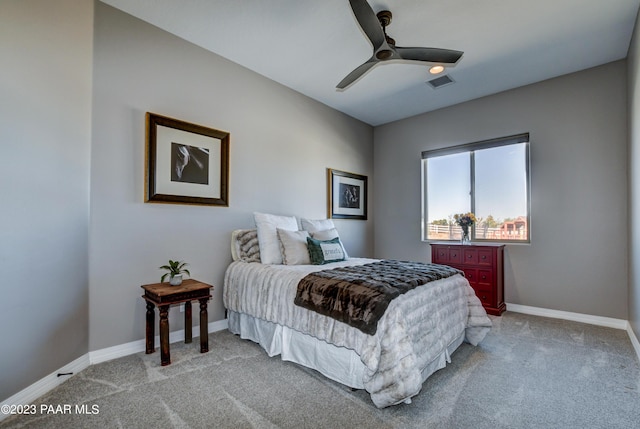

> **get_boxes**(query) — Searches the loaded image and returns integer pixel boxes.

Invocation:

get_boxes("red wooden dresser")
[431,243,505,315]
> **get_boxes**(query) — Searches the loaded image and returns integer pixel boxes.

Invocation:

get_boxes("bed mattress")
[223,258,491,408]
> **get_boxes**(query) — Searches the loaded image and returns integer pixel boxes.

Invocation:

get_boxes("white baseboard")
[505,303,629,330]
[506,303,640,363]
[2,309,636,424]
[0,319,228,422]
[90,318,228,364]
[627,323,640,360]
[1,354,90,421]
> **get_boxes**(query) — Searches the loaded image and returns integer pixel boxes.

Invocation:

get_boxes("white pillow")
[300,218,335,233]
[277,229,311,265]
[254,212,298,264]
[310,227,349,259]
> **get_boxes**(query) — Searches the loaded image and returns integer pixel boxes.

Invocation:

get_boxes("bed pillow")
[307,236,347,265]
[277,229,311,265]
[254,212,298,264]
[231,229,261,262]
[300,218,335,233]
[310,228,349,259]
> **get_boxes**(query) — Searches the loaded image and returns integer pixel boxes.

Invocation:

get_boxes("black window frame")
[421,133,531,244]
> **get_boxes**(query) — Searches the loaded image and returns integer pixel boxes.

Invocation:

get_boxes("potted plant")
[160,260,190,286]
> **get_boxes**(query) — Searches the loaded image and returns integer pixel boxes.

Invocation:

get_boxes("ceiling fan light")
[429,65,445,75]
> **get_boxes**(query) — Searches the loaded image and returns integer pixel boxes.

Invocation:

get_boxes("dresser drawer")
[461,268,477,285]
[462,248,478,265]
[432,246,448,264]
[432,246,462,264]
[448,247,462,263]
[464,269,491,290]
[475,290,493,307]
[477,249,494,266]
[477,269,493,289]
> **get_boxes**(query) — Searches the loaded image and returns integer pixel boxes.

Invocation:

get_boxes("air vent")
[427,74,454,89]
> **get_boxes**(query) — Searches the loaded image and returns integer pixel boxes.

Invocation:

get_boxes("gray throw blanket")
[294,260,462,335]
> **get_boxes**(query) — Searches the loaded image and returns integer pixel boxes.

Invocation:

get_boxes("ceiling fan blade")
[348,0,385,50]
[395,47,463,64]
[336,57,379,89]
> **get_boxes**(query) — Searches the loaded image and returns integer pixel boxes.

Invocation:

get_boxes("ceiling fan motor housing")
[377,10,392,27]
[374,10,395,60]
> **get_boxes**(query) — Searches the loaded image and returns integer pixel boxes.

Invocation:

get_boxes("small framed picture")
[327,168,367,220]
[145,113,229,206]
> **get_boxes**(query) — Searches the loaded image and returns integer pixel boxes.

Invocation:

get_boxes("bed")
[223,218,492,408]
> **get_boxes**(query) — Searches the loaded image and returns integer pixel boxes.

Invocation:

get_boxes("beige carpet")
[2,312,639,428]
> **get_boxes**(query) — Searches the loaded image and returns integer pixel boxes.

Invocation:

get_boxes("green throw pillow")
[306,236,346,265]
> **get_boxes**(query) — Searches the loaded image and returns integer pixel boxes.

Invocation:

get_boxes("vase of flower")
[461,225,470,244]
[454,212,476,245]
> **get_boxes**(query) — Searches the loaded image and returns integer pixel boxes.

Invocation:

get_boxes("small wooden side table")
[141,279,213,366]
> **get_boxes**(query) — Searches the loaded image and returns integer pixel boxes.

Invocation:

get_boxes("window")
[422,133,530,243]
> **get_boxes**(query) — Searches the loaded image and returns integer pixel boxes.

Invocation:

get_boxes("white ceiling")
[100,0,640,126]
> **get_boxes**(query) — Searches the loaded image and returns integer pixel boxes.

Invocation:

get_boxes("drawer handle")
[440,252,445,256]
[452,253,457,257]
[482,295,487,300]
[481,275,486,280]
[482,255,487,259]
[468,255,472,258]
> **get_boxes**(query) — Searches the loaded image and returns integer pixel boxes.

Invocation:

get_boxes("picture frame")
[327,168,367,220]
[145,113,229,206]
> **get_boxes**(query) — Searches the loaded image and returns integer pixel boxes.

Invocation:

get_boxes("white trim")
[1,319,229,421]
[2,311,635,423]
[506,304,640,363]
[506,303,628,330]
[90,318,228,364]
[627,322,640,359]
[0,354,90,422]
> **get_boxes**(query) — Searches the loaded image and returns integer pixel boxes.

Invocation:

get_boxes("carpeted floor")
[2,312,639,428]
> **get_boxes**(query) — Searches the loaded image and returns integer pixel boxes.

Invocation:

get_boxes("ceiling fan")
[337,0,463,90]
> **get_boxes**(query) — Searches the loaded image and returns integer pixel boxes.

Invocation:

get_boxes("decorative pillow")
[306,236,347,265]
[310,227,339,240]
[277,229,311,265]
[254,212,298,264]
[300,218,335,233]
[231,229,261,262]
[310,228,349,259]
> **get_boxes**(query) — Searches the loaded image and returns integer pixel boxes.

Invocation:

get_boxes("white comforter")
[223,258,492,408]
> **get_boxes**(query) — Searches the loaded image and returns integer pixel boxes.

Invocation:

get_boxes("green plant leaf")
[159,260,190,279]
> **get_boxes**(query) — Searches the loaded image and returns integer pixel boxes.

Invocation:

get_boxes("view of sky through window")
[424,141,529,242]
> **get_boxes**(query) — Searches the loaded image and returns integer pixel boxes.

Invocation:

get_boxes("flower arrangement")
[453,212,477,227]
[454,212,476,244]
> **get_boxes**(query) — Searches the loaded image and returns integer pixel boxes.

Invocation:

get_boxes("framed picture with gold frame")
[145,113,229,206]
[327,168,367,220]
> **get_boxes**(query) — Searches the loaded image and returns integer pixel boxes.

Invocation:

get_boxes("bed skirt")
[227,310,466,399]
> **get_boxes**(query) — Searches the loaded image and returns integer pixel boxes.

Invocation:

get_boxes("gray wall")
[3,0,636,406]
[0,0,93,400]
[374,61,628,319]
[629,10,640,340]
[89,3,374,350]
